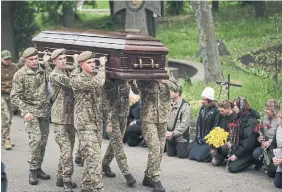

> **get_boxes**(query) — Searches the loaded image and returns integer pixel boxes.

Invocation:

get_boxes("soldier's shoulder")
[14,66,26,77]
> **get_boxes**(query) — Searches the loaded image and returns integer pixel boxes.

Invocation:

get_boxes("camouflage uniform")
[10,53,52,171]
[50,61,80,183]
[72,64,106,192]
[1,60,18,145]
[130,70,179,182]
[102,79,131,175]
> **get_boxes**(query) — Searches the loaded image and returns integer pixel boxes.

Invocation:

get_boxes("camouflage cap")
[77,51,95,62]
[51,48,66,60]
[1,50,12,59]
[23,47,38,58]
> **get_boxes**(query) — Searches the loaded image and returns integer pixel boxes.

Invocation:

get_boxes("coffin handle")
[134,59,159,68]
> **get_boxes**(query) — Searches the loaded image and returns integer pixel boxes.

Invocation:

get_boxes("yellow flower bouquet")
[204,127,229,148]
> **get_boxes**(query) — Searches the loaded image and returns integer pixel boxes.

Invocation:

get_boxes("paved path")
[2,115,279,192]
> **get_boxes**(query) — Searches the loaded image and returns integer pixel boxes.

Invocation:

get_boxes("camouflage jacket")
[1,63,18,94]
[71,69,106,131]
[103,78,130,117]
[131,69,180,123]
[49,67,80,124]
[10,64,52,117]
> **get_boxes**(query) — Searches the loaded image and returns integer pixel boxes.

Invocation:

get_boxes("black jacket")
[234,109,260,158]
[196,105,220,140]
[218,111,237,131]
[128,100,141,126]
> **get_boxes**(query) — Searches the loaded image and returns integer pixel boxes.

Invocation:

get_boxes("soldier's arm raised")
[70,54,81,78]
[161,69,180,92]
[128,80,140,95]
[50,73,72,91]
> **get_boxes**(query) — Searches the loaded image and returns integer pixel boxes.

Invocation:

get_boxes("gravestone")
[113,1,161,37]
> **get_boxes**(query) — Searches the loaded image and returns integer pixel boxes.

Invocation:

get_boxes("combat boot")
[102,164,116,178]
[37,168,50,180]
[74,156,83,166]
[29,169,38,185]
[3,140,12,150]
[56,178,77,188]
[152,180,166,192]
[124,173,136,187]
[63,181,74,192]
[142,176,153,187]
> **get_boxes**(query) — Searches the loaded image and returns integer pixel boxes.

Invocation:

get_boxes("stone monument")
[113,0,161,37]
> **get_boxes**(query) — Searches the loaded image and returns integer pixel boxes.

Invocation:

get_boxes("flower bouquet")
[204,127,229,148]
[254,123,271,166]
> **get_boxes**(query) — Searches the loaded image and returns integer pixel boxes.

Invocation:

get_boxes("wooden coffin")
[32,28,169,80]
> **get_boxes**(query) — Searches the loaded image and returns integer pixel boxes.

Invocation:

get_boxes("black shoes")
[124,173,136,187]
[152,180,166,192]
[29,169,38,185]
[37,168,50,180]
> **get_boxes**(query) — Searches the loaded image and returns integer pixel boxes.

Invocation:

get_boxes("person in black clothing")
[125,90,146,147]
[212,97,260,173]
[1,162,7,192]
[189,87,220,162]
[212,100,236,165]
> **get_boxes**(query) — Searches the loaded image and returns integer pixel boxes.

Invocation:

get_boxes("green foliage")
[31,1,77,26]
[83,1,97,9]
[13,1,39,56]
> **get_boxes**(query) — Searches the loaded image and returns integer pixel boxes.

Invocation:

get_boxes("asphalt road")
[2,115,279,192]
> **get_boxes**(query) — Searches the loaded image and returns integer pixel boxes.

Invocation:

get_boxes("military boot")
[142,176,153,187]
[152,180,166,192]
[3,140,12,150]
[29,169,38,185]
[37,168,50,180]
[124,173,136,187]
[63,181,74,192]
[56,178,77,188]
[74,156,83,166]
[102,164,116,178]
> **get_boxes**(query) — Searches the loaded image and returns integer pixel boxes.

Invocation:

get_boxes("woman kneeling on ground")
[188,87,219,162]
[211,100,236,166]
[212,97,259,173]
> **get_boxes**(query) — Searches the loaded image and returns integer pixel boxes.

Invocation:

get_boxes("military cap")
[51,48,66,60]
[77,51,95,62]
[1,50,12,59]
[23,47,38,58]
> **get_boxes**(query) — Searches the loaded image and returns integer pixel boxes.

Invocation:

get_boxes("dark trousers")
[274,172,282,188]
[127,124,143,147]
[188,140,211,162]
[166,139,189,158]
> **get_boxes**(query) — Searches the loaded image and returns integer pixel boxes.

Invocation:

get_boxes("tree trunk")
[1,1,16,59]
[254,1,266,18]
[212,1,219,10]
[109,0,114,16]
[191,1,222,83]
[63,3,75,27]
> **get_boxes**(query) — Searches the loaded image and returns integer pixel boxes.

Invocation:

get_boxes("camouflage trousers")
[1,94,13,141]
[102,115,130,175]
[53,124,76,180]
[25,116,49,170]
[142,122,167,181]
[75,131,82,158]
[77,127,103,192]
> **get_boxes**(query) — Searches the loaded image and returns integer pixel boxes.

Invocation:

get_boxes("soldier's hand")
[160,79,168,84]
[106,126,112,133]
[73,54,79,61]
[43,51,51,62]
[99,56,107,67]
[24,112,33,121]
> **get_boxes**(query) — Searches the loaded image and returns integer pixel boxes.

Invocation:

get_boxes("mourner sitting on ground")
[126,90,144,147]
[166,86,191,158]
[252,99,280,171]
[268,110,282,188]
[212,97,259,173]
[211,100,236,166]
[189,87,219,162]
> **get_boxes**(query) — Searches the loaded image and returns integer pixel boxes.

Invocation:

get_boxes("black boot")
[124,173,136,187]
[56,178,77,188]
[37,168,50,180]
[152,180,165,192]
[74,156,83,166]
[29,169,38,185]
[254,160,263,170]
[64,181,74,192]
[102,165,116,178]
[142,176,153,187]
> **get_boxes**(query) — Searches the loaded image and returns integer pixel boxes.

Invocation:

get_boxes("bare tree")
[191,1,222,83]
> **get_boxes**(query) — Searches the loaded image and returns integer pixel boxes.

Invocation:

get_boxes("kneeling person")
[166,87,190,158]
